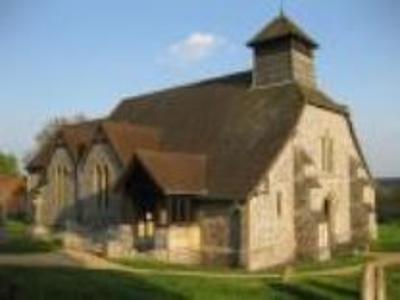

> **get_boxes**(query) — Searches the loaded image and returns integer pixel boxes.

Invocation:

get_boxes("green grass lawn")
[291,254,365,273]
[114,257,245,274]
[0,266,360,300]
[372,221,400,252]
[385,267,400,299]
[0,220,395,299]
[114,253,365,276]
[0,221,61,254]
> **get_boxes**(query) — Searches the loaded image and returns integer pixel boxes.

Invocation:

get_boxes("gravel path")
[369,252,400,267]
[0,252,80,268]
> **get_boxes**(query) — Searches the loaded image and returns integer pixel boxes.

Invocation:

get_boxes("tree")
[24,114,87,165]
[35,114,87,148]
[0,152,19,176]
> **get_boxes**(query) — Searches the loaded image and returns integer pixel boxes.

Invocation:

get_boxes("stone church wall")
[30,105,375,270]
[295,104,375,250]
[246,142,296,271]
[78,143,124,227]
[41,147,75,227]
[246,103,376,270]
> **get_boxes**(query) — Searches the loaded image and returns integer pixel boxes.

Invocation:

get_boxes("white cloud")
[168,32,224,64]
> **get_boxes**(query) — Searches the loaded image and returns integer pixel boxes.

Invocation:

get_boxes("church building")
[27,14,377,270]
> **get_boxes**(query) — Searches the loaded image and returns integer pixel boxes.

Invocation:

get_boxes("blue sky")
[0,0,399,176]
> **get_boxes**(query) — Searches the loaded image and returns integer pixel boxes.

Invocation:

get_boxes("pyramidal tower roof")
[247,14,318,48]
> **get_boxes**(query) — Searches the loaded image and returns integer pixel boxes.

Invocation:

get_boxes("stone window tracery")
[93,162,111,212]
[54,164,69,209]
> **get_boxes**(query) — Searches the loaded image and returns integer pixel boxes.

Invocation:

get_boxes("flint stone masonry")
[246,104,376,270]
[79,143,123,226]
[106,225,135,259]
[41,147,74,226]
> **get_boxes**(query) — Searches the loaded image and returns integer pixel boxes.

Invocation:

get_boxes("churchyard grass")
[114,252,365,276]
[0,220,61,254]
[0,266,361,300]
[372,221,400,252]
[386,267,400,299]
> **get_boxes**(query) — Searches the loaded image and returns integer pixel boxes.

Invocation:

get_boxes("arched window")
[55,164,69,209]
[54,166,59,208]
[323,199,330,219]
[321,133,334,173]
[62,166,69,204]
[93,163,111,212]
[103,164,110,210]
[94,164,102,209]
[276,192,283,218]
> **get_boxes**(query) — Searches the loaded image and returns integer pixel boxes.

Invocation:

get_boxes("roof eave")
[163,189,209,197]
[246,35,319,49]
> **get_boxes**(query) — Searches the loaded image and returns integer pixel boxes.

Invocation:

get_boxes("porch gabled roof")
[135,149,207,196]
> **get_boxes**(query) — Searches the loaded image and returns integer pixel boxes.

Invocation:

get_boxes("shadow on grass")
[306,279,359,299]
[0,238,61,254]
[0,221,61,254]
[269,282,330,300]
[0,267,186,300]
[269,277,359,300]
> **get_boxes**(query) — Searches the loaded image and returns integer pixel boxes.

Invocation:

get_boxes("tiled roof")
[247,14,318,48]
[136,150,207,196]
[99,121,160,165]
[26,121,98,171]
[26,71,369,199]
[110,71,350,199]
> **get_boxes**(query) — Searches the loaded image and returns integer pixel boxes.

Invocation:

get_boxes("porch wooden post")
[167,196,172,225]
[185,197,190,221]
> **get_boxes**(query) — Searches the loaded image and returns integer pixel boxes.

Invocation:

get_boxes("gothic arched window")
[323,198,331,219]
[103,165,110,210]
[93,162,111,212]
[55,164,69,208]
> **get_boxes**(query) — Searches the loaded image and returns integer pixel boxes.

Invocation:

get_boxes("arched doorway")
[318,196,334,261]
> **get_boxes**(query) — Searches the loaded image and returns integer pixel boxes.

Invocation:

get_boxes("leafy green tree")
[0,152,19,176]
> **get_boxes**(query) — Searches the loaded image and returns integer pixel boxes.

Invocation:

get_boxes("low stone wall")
[64,231,91,251]
[30,224,51,240]
[166,225,201,265]
[63,223,214,266]
[63,223,135,259]
[106,225,135,258]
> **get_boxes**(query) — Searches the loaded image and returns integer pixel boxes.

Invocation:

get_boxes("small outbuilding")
[0,175,26,221]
